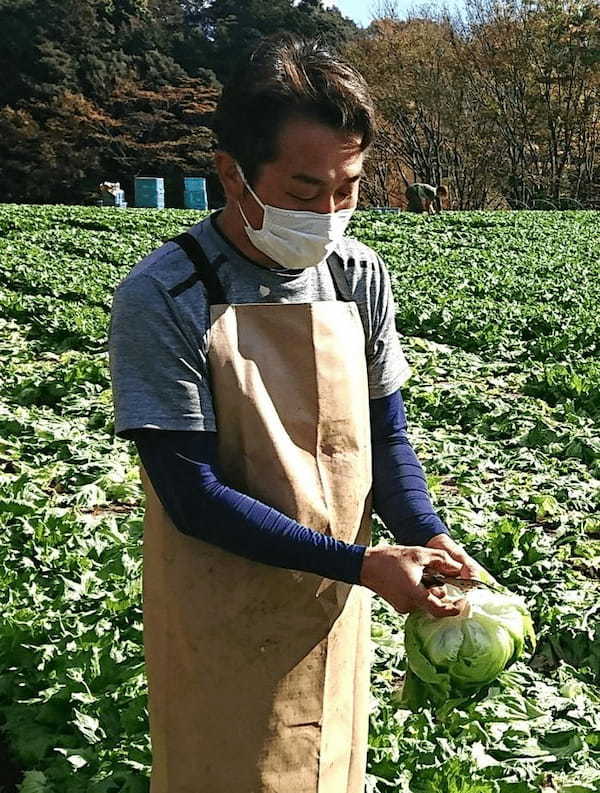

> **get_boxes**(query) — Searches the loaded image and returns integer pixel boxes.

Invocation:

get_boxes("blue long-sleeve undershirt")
[370,390,449,546]
[131,389,448,585]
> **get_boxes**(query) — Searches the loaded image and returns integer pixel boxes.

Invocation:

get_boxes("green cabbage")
[401,584,536,708]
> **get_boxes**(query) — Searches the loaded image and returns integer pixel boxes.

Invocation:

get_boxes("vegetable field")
[1,204,599,793]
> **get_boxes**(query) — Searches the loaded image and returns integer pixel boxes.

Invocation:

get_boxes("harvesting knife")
[421,571,504,594]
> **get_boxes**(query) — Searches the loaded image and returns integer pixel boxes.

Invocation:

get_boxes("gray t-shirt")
[109,213,411,439]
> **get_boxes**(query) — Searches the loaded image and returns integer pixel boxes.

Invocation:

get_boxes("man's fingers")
[422,548,462,574]
[462,563,484,579]
[426,585,447,600]
[418,589,465,618]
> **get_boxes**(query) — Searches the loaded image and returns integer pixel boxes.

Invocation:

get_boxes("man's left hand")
[425,533,491,582]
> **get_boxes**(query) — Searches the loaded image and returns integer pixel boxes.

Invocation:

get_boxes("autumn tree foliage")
[347,0,600,209]
[457,0,600,208]
[347,16,504,210]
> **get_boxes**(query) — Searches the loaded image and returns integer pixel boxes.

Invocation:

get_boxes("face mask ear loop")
[235,163,265,210]
[236,162,266,231]
[237,199,253,229]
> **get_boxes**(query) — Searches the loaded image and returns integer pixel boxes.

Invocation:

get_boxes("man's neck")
[214,205,280,269]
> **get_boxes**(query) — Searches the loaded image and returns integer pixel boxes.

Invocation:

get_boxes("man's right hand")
[359,544,464,617]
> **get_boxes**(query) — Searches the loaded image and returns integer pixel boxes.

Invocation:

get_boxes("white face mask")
[236,164,355,270]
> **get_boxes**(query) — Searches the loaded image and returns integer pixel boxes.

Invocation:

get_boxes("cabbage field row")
[0,204,599,793]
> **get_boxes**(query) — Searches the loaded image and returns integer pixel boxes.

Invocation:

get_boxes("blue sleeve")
[131,429,367,585]
[370,389,449,546]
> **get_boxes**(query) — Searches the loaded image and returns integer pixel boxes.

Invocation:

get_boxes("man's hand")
[359,544,464,618]
[425,533,492,582]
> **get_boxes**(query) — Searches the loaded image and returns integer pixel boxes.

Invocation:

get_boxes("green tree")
[0,0,359,204]
[180,0,359,82]
[0,0,218,204]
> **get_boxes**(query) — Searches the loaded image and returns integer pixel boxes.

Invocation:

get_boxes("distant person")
[98,181,125,208]
[406,183,448,214]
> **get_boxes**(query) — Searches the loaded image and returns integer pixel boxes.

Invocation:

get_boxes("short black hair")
[213,34,375,185]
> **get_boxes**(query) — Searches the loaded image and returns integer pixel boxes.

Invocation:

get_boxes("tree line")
[0,0,598,209]
[0,0,356,206]
[352,0,600,210]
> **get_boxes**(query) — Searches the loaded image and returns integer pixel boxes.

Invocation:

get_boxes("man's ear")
[214,151,245,204]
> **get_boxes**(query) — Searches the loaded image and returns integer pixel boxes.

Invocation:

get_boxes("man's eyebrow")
[291,172,363,186]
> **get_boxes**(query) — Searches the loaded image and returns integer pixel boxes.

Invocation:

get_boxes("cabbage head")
[401,584,536,708]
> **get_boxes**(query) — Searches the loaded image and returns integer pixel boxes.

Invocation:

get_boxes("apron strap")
[326,252,353,303]
[171,232,227,305]
[172,232,352,305]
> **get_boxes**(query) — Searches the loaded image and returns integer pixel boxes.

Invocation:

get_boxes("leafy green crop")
[402,584,536,708]
[0,205,599,793]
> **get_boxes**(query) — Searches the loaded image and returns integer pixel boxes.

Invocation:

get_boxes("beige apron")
[140,234,373,793]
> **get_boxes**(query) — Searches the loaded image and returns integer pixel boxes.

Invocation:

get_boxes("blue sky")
[327,0,383,26]
[328,0,465,26]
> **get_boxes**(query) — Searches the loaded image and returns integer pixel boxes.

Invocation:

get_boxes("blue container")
[135,177,165,209]
[184,177,205,189]
[184,177,207,210]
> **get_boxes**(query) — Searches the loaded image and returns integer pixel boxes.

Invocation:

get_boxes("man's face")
[238,116,364,228]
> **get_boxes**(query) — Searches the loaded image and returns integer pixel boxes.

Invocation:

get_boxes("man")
[109,35,486,793]
[406,182,448,214]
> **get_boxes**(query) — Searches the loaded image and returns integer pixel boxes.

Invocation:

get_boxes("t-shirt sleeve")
[108,273,217,439]
[365,255,411,399]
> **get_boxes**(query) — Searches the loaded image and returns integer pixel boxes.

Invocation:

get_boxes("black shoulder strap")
[173,233,350,305]
[171,232,227,305]
[326,252,353,303]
